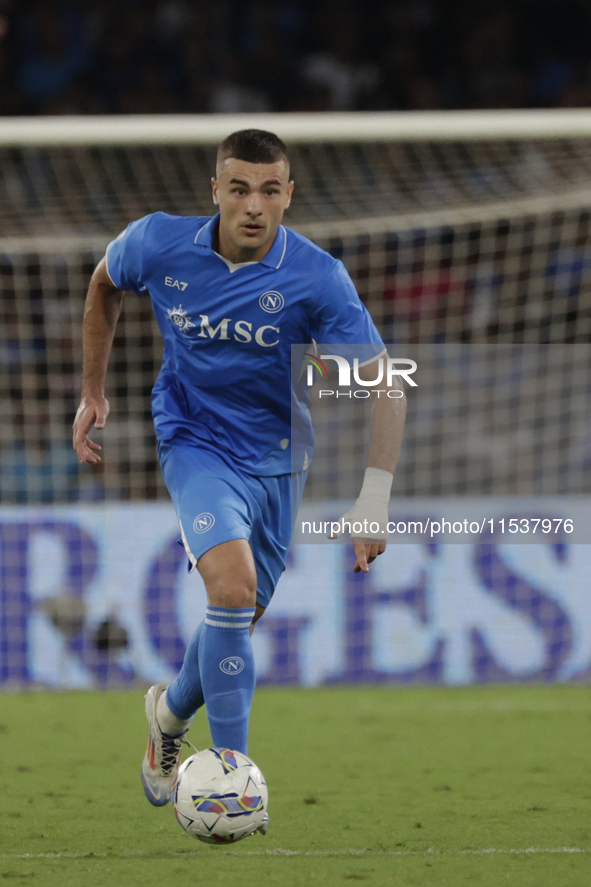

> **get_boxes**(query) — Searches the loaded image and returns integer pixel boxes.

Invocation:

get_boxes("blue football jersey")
[106,212,385,475]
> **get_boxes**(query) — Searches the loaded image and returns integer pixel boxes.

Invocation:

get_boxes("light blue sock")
[198,605,256,754]
[166,621,205,720]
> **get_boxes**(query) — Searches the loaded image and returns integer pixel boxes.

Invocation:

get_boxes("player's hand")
[72,395,109,464]
[352,538,387,573]
[328,499,389,572]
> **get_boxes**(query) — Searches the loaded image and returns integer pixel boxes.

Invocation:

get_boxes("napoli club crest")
[193,512,215,533]
[259,291,285,313]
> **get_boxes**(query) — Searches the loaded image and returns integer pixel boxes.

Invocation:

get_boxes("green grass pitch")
[0,685,590,887]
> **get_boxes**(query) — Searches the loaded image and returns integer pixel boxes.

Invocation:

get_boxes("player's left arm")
[331,360,407,573]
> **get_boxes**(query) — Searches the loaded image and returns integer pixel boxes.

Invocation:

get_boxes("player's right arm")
[72,257,124,464]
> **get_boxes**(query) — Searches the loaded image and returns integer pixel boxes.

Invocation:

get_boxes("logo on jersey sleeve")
[259,291,285,313]
[167,305,195,333]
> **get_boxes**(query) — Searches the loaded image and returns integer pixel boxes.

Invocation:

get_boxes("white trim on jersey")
[195,221,287,270]
[104,241,117,288]
[215,253,257,273]
[275,226,287,269]
[356,347,388,367]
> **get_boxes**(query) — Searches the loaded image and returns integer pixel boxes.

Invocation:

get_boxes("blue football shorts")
[158,440,307,609]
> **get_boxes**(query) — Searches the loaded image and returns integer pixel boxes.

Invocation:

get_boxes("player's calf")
[199,605,257,754]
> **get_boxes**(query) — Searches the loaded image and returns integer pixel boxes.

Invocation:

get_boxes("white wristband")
[358,467,394,504]
[329,468,393,540]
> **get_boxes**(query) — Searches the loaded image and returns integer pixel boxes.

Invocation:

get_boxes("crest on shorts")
[193,512,215,533]
[168,305,195,333]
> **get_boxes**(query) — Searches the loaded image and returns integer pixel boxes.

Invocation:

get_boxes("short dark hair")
[216,129,289,170]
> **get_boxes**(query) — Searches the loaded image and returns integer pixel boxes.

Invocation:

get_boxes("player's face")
[212,158,294,263]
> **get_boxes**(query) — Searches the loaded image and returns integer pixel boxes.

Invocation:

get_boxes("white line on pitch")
[2,848,590,860]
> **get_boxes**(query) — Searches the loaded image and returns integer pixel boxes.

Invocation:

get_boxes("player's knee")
[206,577,257,610]
[222,585,257,609]
[198,539,258,609]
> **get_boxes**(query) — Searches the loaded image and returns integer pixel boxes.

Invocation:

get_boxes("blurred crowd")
[0,0,590,117]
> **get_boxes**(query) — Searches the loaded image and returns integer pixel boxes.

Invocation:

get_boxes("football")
[172,747,268,844]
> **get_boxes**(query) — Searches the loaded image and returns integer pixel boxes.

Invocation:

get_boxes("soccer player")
[72,129,406,817]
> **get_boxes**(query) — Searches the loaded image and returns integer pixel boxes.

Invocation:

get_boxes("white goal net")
[1,111,591,688]
[1,112,590,504]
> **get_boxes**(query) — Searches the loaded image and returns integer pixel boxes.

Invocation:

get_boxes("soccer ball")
[172,747,268,844]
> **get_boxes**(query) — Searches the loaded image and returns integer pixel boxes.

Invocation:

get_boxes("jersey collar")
[194,214,288,269]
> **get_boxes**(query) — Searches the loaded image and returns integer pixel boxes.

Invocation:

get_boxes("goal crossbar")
[2,110,591,147]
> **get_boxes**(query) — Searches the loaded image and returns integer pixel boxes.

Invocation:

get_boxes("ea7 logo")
[259,291,284,313]
[165,277,189,291]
